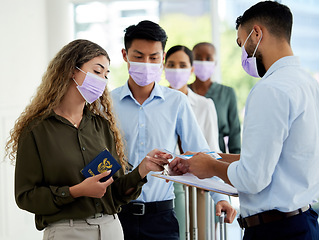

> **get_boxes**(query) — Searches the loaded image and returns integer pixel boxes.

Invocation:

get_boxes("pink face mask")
[241,29,263,78]
[193,60,216,82]
[128,60,163,86]
[165,68,192,89]
[73,67,107,104]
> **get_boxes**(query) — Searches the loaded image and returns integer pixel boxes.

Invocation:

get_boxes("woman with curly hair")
[5,39,170,240]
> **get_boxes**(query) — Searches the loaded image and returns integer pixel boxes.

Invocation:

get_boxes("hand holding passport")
[81,148,122,182]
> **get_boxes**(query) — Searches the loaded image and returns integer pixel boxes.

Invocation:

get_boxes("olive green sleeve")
[15,128,75,215]
[110,166,147,207]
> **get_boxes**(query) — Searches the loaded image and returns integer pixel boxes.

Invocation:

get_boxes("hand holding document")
[158,149,221,175]
[159,148,222,161]
[138,149,173,179]
[153,149,238,196]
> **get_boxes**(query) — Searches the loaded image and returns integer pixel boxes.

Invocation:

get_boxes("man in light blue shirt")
[111,20,236,240]
[170,2,319,239]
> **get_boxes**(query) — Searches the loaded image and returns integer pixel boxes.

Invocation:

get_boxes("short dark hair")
[192,42,216,53]
[124,20,168,51]
[236,1,293,43]
[165,45,194,65]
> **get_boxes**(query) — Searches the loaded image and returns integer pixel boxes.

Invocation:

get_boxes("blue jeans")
[243,208,319,240]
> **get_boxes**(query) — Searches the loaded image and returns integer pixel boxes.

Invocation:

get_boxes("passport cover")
[81,148,121,182]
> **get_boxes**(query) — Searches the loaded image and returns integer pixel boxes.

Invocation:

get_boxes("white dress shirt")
[187,88,221,152]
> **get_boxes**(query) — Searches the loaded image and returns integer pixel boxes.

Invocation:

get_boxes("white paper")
[159,149,222,160]
[152,173,238,196]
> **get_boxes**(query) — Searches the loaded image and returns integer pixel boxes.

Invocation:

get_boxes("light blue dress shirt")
[111,82,228,203]
[228,56,319,218]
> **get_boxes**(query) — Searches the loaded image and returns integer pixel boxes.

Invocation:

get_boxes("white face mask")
[128,58,163,86]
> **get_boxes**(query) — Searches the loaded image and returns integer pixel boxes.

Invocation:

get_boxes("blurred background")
[1,0,318,239]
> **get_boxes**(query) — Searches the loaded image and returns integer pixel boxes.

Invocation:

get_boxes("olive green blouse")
[15,107,146,230]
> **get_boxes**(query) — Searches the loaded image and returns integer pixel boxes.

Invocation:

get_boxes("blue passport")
[81,148,122,182]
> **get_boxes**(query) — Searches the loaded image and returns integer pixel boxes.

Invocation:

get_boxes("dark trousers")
[243,208,319,240]
[118,208,179,240]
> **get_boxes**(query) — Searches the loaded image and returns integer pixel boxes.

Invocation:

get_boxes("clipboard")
[152,173,238,197]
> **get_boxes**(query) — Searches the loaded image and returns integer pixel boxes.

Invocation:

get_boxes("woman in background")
[190,42,241,154]
[164,45,236,240]
[165,45,220,151]
[5,39,171,240]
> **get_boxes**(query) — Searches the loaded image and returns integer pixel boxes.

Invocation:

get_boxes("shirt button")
[140,142,144,145]
[82,147,86,151]
[61,192,66,196]
[140,124,144,128]
[140,107,142,110]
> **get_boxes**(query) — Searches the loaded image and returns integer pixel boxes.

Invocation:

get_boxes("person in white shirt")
[164,45,235,240]
[170,2,319,239]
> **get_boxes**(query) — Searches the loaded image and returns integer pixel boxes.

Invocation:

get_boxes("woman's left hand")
[138,149,172,178]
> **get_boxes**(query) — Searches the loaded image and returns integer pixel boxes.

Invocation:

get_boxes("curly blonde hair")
[5,39,126,169]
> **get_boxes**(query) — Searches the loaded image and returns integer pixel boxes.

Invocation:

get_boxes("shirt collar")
[151,82,165,100]
[119,81,165,102]
[262,56,300,80]
[119,81,134,101]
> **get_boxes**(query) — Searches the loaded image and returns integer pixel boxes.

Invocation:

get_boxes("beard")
[256,52,266,77]
[247,39,267,78]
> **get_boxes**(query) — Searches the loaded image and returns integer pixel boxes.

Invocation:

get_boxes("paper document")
[152,173,238,197]
[159,148,222,160]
